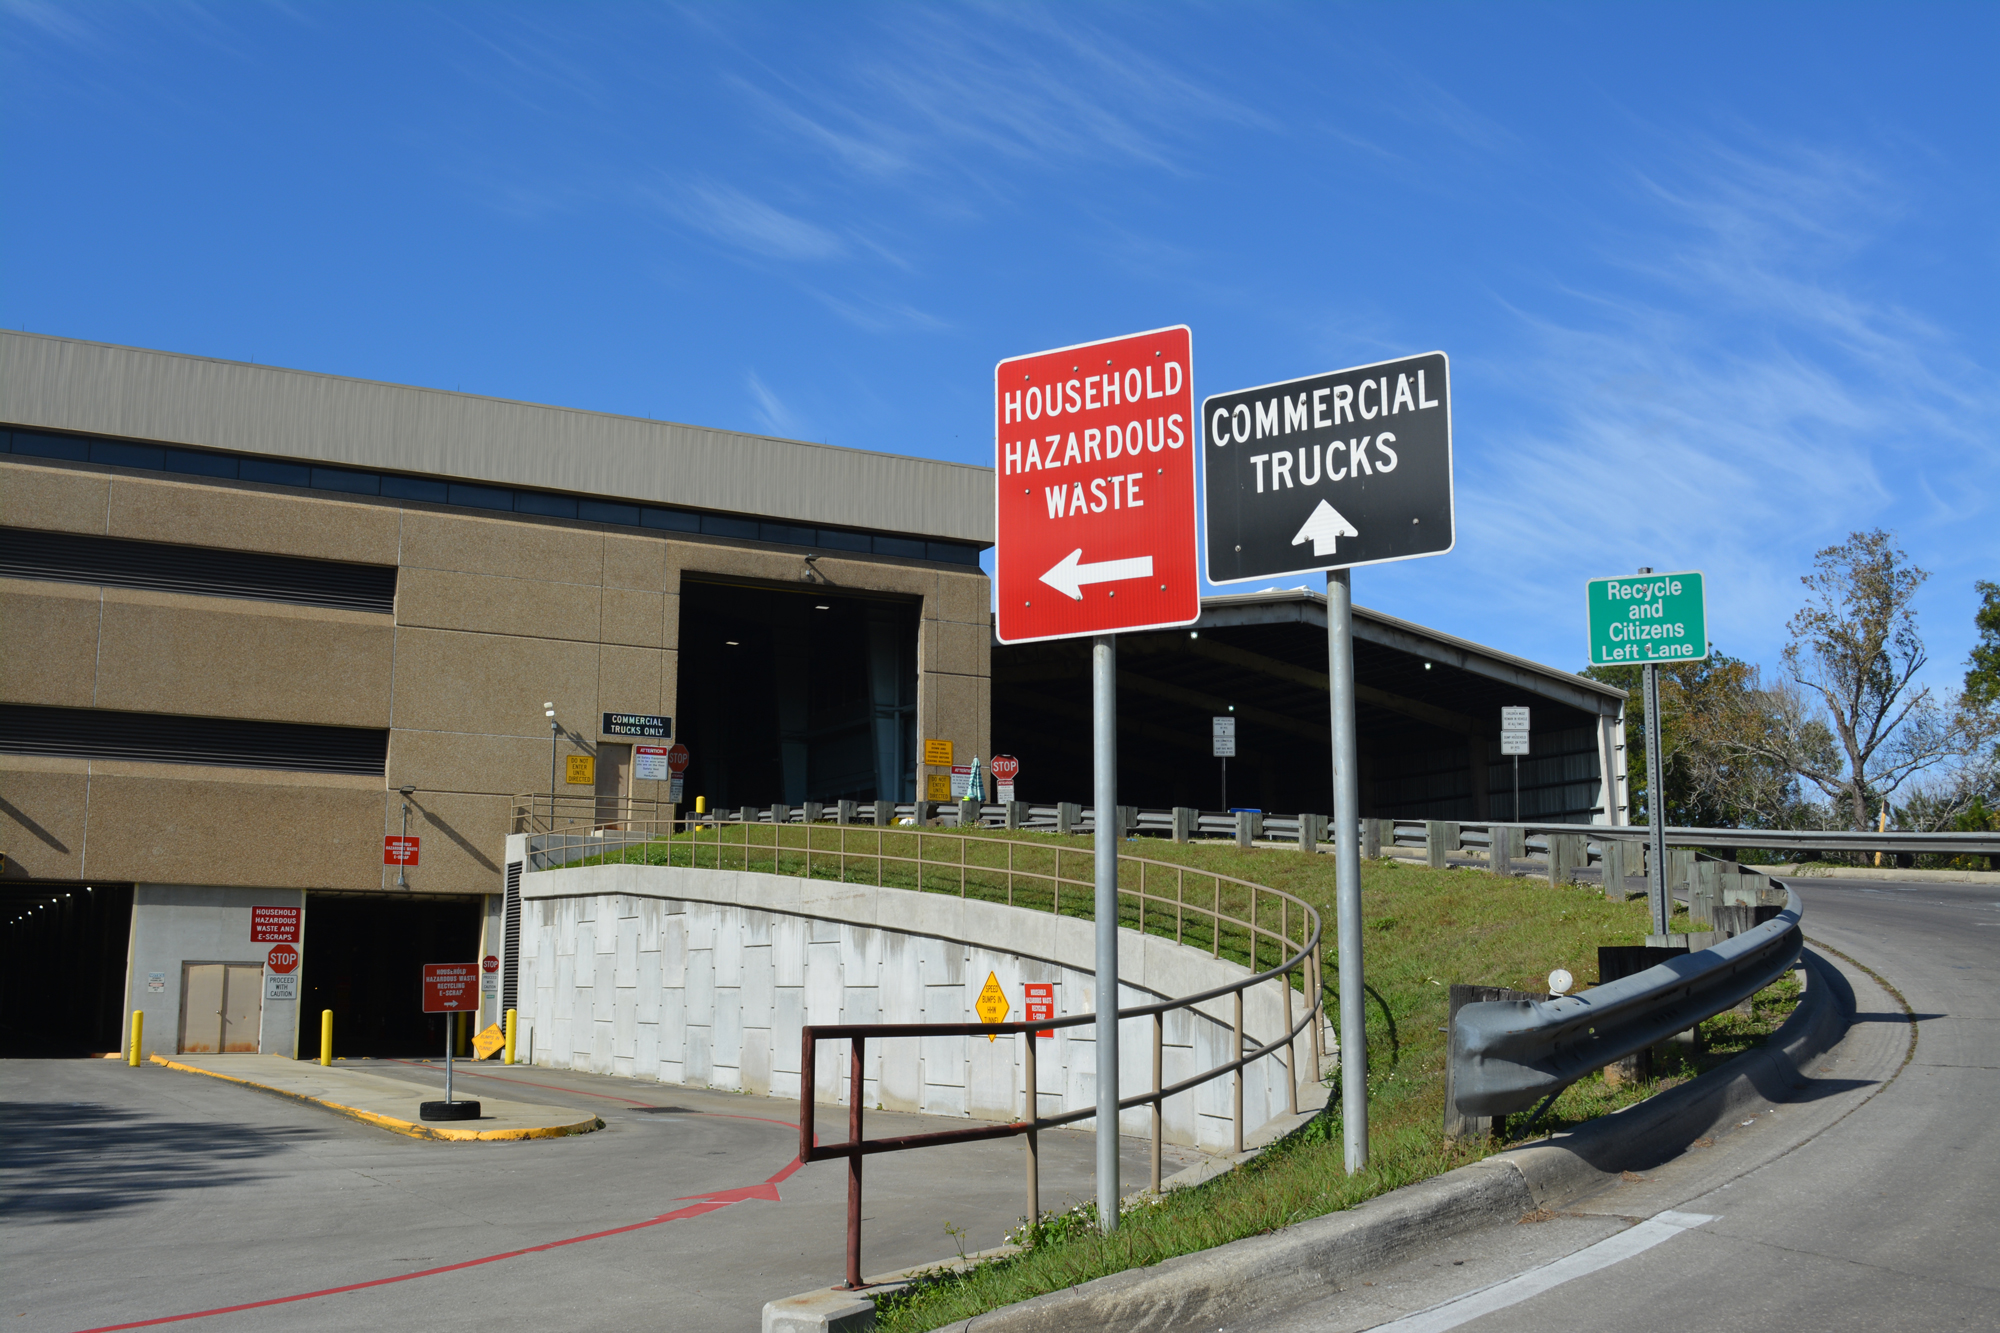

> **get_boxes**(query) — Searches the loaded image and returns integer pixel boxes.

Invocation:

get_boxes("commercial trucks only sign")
[1203,352,1453,583]
[994,325,1200,643]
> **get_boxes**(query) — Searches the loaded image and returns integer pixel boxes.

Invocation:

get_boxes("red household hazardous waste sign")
[1023,982,1055,1039]
[266,944,300,975]
[383,835,420,866]
[422,963,480,1013]
[251,906,300,943]
[994,326,1200,644]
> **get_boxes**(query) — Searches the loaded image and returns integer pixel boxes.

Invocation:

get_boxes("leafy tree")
[1967,579,2000,711]
[1583,654,1803,829]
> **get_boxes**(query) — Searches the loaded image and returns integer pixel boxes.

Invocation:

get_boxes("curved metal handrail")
[520,808,1329,1290]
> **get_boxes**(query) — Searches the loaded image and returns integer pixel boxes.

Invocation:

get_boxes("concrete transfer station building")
[2,331,1628,1065]
[0,332,994,1060]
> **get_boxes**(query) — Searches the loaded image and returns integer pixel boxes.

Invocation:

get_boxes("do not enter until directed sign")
[995,326,1200,643]
[1203,352,1453,583]
[1586,571,1709,665]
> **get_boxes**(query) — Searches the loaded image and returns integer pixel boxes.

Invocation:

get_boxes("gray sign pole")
[1634,568,1670,937]
[1643,661,1668,936]
[1092,633,1121,1230]
[1326,570,1367,1172]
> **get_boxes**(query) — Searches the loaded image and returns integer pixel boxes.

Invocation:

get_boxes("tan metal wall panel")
[2,331,996,544]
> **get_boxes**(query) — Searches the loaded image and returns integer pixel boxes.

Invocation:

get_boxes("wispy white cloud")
[745,370,804,436]
[1419,136,1999,679]
[661,181,846,261]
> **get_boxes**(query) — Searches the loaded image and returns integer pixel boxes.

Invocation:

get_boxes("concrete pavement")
[1245,876,1996,1332]
[149,1054,603,1140]
[1,1054,1198,1332]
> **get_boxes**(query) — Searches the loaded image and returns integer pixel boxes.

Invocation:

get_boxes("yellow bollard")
[503,1007,517,1065]
[128,1010,142,1067]
[320,1009,333,1066]
[695,795,706,813]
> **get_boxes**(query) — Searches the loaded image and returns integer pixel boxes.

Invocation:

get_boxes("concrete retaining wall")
[513,860,1321,1151]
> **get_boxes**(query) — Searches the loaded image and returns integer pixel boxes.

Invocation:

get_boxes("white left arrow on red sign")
[1039,549,1156,601]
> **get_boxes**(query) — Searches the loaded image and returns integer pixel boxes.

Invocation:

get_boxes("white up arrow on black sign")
[1291,500,1360,558]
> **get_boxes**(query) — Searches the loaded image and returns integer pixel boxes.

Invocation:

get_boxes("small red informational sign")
[251,906,300,943]
[994,325,1200,645]
[422,963,480,1013]
[266,944,300,975]
[482,954,499,974]
[384,835,420,866]
[1023,982,1055,1039]
[667,743,690,773]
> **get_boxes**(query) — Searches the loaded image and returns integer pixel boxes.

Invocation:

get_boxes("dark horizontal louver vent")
[0,704,388,775]
[0,527,397,614]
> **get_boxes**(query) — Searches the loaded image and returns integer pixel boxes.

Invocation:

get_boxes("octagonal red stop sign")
[995,325,1199,644]
[266,944,300,975]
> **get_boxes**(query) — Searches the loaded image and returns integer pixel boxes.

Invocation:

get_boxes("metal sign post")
[1584,568,1710,937]
[1202,351,1454,1177]
[1500,707,1530,822]
[994,326,1198,1232]
[1212,715,1236,809]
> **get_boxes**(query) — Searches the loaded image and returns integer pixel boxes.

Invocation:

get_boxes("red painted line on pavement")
[70,1154,810,1333]
[385,1059,798,1130]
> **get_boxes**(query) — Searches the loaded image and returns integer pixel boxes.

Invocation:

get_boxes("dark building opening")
[299,893,485,1058]
[0,882,134,1056]
[992,592,1620,822]
[677,576,919,810]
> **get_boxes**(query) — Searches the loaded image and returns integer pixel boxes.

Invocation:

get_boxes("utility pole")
[1327,570,1367,1173]
[545,702,558,832]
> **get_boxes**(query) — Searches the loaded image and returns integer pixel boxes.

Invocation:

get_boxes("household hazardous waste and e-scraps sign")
[251,906,300,943]
[422,963,480,1013]
[1203,352,1453,583]
[994,325,1200,643]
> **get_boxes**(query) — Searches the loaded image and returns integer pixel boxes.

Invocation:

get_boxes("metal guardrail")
[512,794,2000,862]
[1449,880,1805,1116]
[517,808,1327,1291]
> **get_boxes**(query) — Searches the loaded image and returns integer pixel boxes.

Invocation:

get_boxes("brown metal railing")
[517,805,1327,1291]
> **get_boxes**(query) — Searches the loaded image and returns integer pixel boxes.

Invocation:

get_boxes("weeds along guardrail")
[518,809,1325,1293]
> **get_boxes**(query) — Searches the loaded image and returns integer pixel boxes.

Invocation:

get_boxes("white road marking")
[1362,1210,1718,1332]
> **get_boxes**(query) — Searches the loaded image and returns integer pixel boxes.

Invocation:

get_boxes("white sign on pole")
[1500,731,1531,757]
[1212,716,1237,757]
[1501,706,1530,731]
[634,746,671,781]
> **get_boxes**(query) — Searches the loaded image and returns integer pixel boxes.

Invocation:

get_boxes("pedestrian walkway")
[151,1054,603,1141]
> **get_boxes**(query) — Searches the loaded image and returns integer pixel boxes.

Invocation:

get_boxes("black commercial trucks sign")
[1202,352,1453,582]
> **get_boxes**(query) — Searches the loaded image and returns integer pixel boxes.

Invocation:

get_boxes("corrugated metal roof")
[0,332,995,544]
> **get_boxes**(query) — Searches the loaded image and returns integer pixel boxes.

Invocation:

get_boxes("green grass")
[558,825,1798,1330]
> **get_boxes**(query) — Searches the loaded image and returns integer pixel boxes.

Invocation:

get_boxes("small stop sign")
[666,743,690,773]
[266,944,300,975]
[482,954,499,973]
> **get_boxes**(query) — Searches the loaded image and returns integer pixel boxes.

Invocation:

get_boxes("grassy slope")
[571,825,1793,1329]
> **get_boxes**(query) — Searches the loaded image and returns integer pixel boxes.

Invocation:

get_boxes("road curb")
[147,1056,605,1142]
[797,946,1845,1333]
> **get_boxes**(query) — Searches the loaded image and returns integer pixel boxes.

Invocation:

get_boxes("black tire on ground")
[419,1100,481,1121]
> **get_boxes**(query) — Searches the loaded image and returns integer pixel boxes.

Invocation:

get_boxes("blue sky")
[5,2,1995,696]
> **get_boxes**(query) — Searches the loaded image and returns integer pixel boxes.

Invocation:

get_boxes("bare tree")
[1741,530,1963,828]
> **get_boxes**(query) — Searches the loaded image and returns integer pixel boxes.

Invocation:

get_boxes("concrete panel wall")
[515,861,1312,1152]
[124,884,306,1060]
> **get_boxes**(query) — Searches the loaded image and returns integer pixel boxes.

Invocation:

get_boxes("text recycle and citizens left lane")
[1203,351,1453,583]
[994,325,1200,644]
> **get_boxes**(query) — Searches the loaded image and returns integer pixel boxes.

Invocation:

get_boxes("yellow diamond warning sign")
[976,971,1009,1040]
